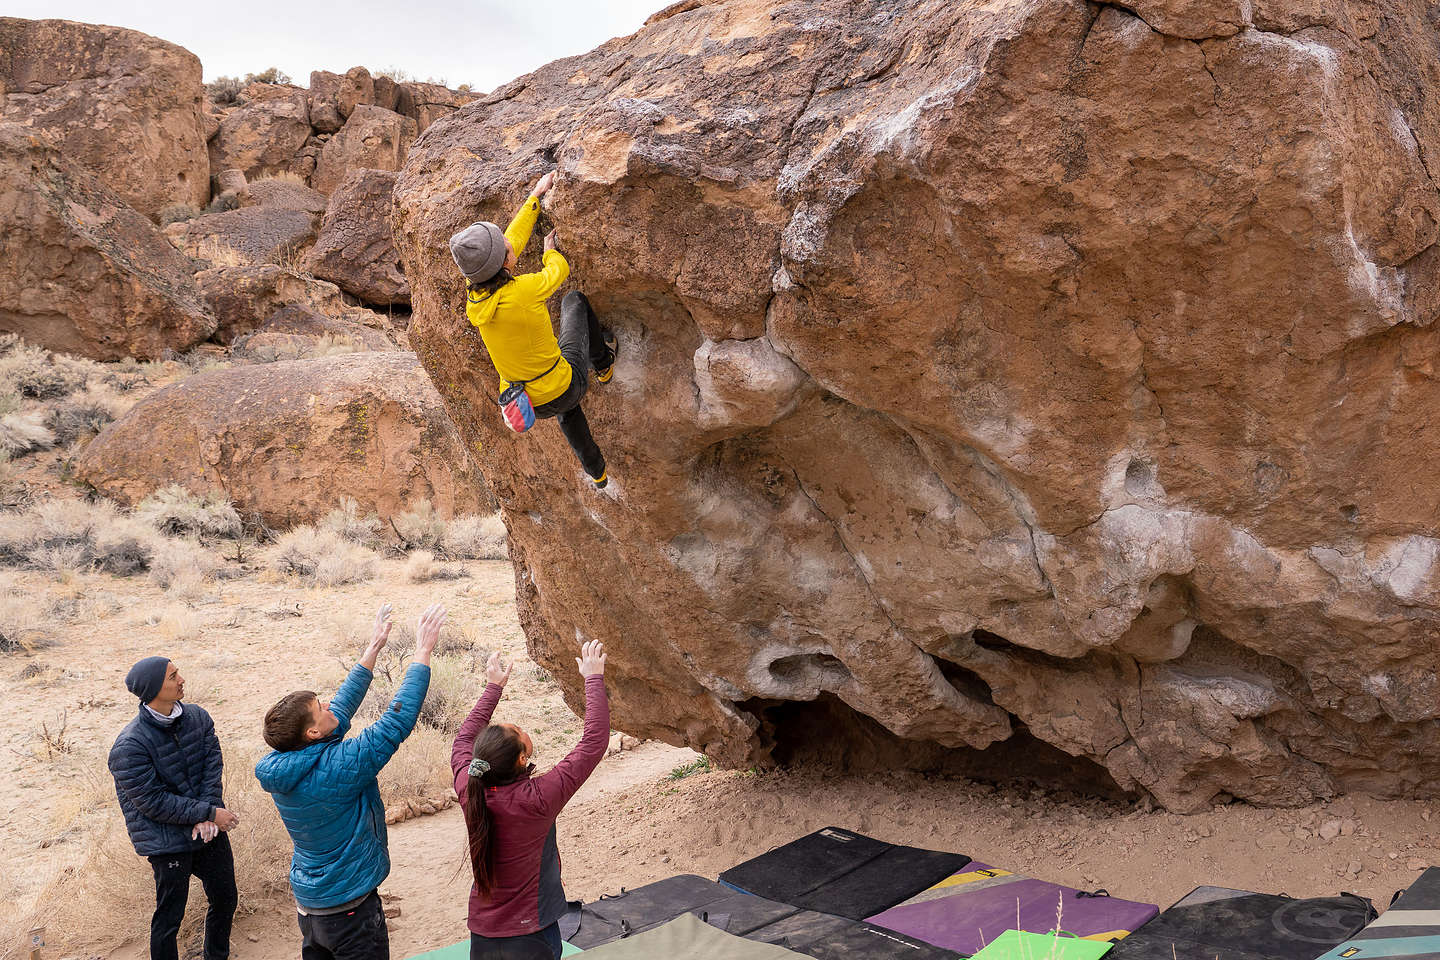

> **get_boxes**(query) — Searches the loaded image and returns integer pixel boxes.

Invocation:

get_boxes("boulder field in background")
[0,17,210,218]
[395,0,1440,810]
[313,104,416,194]
[0,124,215,360]
[302,168,410,306]
[194,264,396,343]
[74,351,492,525]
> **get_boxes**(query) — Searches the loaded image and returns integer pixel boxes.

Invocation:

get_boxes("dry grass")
[136,485,242,540]
[364,650,482,735]
[0,498,164,577]
[393,498,446,551]
[377,723,457,809]
[319,497,383,548]
[0,580,48,653]
[193,236,249,267]
[42,397,115,446]
[270,525,378,587]
[403,550,468,583]
[149,603,204,642]
[149,537,222,594]
[0,339,93,400]
[0,411,54,457]
[251,170,307,185]
[441,513,507,560]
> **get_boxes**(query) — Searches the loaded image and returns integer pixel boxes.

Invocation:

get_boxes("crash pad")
[405,939,582,958]
[1314,867,1440,959]
[1106,886,1376,960]
[867,861,1157,954]
[971,930,1113,960]
[567,873,798,949]
[719,826,971,920]
[576,911,810,959]
[748,908,961,959]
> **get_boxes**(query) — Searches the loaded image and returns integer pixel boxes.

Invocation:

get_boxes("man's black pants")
[532,291,613,481]
[297,889,389,960]
[148,834,237,960]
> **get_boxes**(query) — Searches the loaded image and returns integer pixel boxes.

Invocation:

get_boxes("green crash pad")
[406,938,583,958]
[579,912,810,959]
[971,930,1113,959]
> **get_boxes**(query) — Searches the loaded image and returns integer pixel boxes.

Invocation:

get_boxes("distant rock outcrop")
[313,104,417,195]
[195,264,384,343]
[0,124,215,360]
[307,66,374,134]
[302,169,409,306]
[233,304,399,360]
[395,0,1440,811]
[207,84,312,182]
[0,17,210,219]
[75,351,491,525]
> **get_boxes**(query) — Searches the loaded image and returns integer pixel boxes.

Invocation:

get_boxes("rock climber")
[452,640,610,959]
[449,171,618,489]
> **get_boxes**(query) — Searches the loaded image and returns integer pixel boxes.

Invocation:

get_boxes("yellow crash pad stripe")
[926,868,1016,891]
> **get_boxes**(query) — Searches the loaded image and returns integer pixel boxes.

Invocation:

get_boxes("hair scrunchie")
[469,757,491,777]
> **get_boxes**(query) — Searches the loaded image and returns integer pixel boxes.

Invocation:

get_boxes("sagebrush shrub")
[270,525,377,586]
[319,497,383,547]
[135,485,241,539]
[44,400,113,446]
[0,412,54,457]
[393,498,446,550]
[206,75,244,104]
[0,341,92,399]
[441,513,507,560]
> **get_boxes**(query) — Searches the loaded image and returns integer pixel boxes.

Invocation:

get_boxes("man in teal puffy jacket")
[256,602,445,960]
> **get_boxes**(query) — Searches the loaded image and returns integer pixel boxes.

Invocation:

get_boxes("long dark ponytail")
[463,724,529,898]
[466,269,514,303]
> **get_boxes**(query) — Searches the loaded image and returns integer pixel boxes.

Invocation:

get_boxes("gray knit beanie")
[449,221,507,282]
[126,656,170,702]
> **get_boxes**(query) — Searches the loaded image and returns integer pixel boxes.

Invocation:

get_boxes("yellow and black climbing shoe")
[595,331,618,384]
[591,471,608,490]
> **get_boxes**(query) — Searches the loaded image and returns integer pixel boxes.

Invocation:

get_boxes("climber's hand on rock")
[485,650,512,688]
[577,639,606,678]
[544,230,559,253]
[534,171,556,197]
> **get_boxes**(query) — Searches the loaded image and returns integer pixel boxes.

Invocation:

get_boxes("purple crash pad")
[867,862,1158,956]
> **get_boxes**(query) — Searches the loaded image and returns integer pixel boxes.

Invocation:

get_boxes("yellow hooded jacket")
[464,195,572,406]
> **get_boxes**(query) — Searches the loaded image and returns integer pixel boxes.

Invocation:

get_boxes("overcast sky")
[9,0,666,91]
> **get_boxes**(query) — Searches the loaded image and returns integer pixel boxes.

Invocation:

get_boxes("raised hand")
[360,602,393,670]
[534,171,556,197]
[485,650,513,688]
[414,603,447,665]
[543,229,559,253]
[576,639,606,678]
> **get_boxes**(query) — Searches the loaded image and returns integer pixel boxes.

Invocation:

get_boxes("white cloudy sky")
[9,0,665,91]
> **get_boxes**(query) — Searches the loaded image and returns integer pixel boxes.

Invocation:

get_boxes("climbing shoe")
[591,471,608,490]
[595,330,618,384]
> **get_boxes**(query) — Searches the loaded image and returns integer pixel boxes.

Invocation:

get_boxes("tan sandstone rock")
[395,82,475,134]
[233,304,399,361]
[313,105,416,195]
[0,125,215,360]
[302,169,409,306]
[195,264,385,343]
[74,352,490,526]
[0,18,209,219]
[394,0,1440,810]
[208,84,312,182]
[308,66,375,134]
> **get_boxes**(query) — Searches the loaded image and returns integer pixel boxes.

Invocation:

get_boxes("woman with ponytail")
[452,640,609,959]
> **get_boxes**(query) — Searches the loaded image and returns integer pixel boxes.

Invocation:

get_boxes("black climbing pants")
[532,291,613,481]
[297,890,390,960]
[148,833,237,960]
[470,923,562,960]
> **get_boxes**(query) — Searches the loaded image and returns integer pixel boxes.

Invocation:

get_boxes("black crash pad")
[1106,885,1376,960]
[747,908,960,960]
[568,873,799,949]
[719,827,971,921]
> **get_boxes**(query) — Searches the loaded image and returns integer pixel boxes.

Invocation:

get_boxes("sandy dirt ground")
[3,550,1438,959]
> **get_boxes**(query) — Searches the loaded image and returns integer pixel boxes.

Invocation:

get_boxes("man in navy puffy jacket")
[108,656,239,960]
[256,602,443,960]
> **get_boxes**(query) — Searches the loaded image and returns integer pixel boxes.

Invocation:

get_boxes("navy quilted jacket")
[255,662,430,910]
[108,703,224,856]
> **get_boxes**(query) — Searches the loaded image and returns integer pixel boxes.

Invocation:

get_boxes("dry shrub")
[0,580,47,652]
[319,497,383,548]
[206,75,244,104]
[441,512,507,560]
[0,410,54,456]
[308,333,365,357]
[365,650,481,734]
[270,525,377,587]
[393,498,446,550]
[0,498,163,576]
[149,604,203,642]
[377,723,456,809]
[0,391,18,417]
[42,398,114,446]
[403,549,467,583]
[0,339,93,399]
[136,485,242,539]
[194,236,248,267]
[149,538,221,593]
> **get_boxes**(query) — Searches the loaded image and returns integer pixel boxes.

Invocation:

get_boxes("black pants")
[532,291,612,480]
[470,923,562,960]
[297,889,389,960]
[148,834,237,960]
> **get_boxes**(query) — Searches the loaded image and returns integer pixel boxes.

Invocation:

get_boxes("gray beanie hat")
[126,655,170,702]
[449,221,507,282]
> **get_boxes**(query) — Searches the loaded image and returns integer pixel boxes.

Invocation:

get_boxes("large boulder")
[74,351,491,526]
[394,0,1440,810]
[313,104,416,194]
[245,175,329,214]
[308,66,375,134]
[194,264,386,342]
[233,304,399,361]
[0,125,215,360]
[166,204,319,267]
[208,84,312,182]
[395,81,475,133]
[301,169,409,306]
[0,18,209,219]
